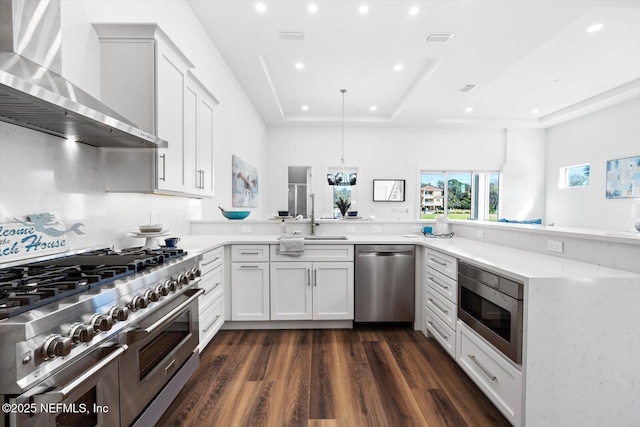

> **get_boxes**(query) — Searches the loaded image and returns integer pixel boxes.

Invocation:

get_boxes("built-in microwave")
[458,262,524,364]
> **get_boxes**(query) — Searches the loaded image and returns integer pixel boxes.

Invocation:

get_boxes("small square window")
[560,164,590,188]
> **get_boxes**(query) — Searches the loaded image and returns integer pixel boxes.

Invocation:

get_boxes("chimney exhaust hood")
[0,0,167,148]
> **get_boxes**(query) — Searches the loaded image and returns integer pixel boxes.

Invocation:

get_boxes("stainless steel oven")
[458,262,524,364]
[119,287,203,427]
[7,340,126,427]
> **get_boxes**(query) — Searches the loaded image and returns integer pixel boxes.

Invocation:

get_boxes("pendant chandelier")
[327,89,357,186]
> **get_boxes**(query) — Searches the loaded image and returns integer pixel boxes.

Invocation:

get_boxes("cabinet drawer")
[425,307,455,358]
[424,266,457,303]
[270,244,354,262]
[200,265,223,310]
[424,249,457,279]
[424,286,456,331]
[231,245,270,262]
[456,322,522,426]
[200,296,224,351]
[200,247,223,275]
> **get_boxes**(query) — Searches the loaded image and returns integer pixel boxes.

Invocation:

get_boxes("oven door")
[458,274,523,364]
[8,342,125,427]
[119,288,203,427]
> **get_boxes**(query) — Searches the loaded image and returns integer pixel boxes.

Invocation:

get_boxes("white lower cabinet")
[456,321,523,426]
[198,247,224,351]
[231,262,270,321]
[424,307,455,357]
[270,262,354,320]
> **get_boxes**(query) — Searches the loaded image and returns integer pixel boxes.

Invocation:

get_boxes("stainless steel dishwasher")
[355,245,415,322]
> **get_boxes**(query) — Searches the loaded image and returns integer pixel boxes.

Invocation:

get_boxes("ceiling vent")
[425,33,454,43]
[458,84,478,93]
[280,31,304,40]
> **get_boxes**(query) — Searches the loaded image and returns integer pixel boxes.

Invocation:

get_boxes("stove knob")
[144,288,159,303]
[42,335,72,358]
[177,273,189,286]
[166,279,178,292]
[156,283,169,297]
[131,294,149,310]
[69,323,95,343]
[193,267,202,278]
[109,306,129,322]
[90,314,113,332]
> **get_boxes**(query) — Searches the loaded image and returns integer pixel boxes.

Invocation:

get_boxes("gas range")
[0,247,187,319]
[0,246,202,400]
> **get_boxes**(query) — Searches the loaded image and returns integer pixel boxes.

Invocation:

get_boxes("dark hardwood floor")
[157,327,511,427]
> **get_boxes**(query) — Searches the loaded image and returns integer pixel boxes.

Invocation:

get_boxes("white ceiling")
[187,0,640,129]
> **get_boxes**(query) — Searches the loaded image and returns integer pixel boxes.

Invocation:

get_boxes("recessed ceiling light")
[308,4,318,13]
[531,108,540,114]
[295,62,304,70]
[301,105,309,111]
[465,107,473,113]
[255,2,266,12]
[359,5,369,15]
[369,106,377,111]
[393,64,404,71]
[409,7,419,16]
[587,23,603,33]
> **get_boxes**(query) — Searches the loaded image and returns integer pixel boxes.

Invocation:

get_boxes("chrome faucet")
[310,193,319,235]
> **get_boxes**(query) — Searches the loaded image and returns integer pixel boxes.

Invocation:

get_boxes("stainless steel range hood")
[0,0,167,148]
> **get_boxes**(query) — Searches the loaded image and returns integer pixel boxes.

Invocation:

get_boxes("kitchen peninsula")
[183,221,640,427]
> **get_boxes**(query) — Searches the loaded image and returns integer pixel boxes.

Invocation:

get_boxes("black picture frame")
[373,179,405,202]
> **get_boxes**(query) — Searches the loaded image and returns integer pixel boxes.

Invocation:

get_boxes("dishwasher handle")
[358,251,414,257]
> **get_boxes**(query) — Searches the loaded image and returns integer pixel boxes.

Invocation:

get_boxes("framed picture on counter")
[373,179,405,202]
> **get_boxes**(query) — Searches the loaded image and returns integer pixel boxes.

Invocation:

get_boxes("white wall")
[0,0,266,252]
[545,97,640,231]
[265,127,510,219]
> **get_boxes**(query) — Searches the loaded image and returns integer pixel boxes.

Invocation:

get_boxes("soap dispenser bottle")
[281,219,286,236]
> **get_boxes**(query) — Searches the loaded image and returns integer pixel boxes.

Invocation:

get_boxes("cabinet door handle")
[427,297,449,314]
[430,256,447,267]
[429,276,449,290]
[313,269,317,286]
[307,268,311,287]
[201,170,206,189]
[240,251,260,255]
[202,256,221,267]
[203,314,221,333]
[159,154,166,182]
[467,354,497,381]
[427,320,448,341]
[239,265,259,269]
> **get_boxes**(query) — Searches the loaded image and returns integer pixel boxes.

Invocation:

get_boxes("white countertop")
[179,234,640,282]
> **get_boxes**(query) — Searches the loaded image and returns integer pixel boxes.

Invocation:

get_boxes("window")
[420,171,500,220]
[328,167,358,218]
[559,164,590,188]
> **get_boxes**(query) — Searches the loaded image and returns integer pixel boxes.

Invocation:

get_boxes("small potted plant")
[334,196,351,218]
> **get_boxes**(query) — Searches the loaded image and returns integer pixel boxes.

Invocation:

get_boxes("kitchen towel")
[279,236,304,256]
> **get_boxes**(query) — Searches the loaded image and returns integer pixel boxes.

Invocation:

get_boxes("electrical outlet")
[371,225,382,233]
[345,225,355,233]
[240,226,251,233]
[475,230,484,239]
[547,240,564,253]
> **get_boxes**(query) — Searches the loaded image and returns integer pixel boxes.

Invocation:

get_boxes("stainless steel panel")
[355,245,415,322]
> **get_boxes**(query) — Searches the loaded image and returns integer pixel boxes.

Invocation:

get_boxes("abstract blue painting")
[606,155,640,199]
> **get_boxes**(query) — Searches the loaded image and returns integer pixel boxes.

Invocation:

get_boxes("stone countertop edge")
[178,234,640,282]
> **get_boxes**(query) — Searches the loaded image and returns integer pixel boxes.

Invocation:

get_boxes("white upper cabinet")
[184,71,218,197]
[94,23,216,198]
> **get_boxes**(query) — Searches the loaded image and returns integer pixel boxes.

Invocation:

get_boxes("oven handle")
[128,288,205,344]
[32,345,128,404]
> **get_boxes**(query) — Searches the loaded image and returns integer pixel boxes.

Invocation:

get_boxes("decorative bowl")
[348,211,358,217]
[278,210,289,217]
[221,210,250,220]
[139,224,163,233]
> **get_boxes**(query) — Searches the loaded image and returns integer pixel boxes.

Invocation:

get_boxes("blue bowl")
[221,210,250,220]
